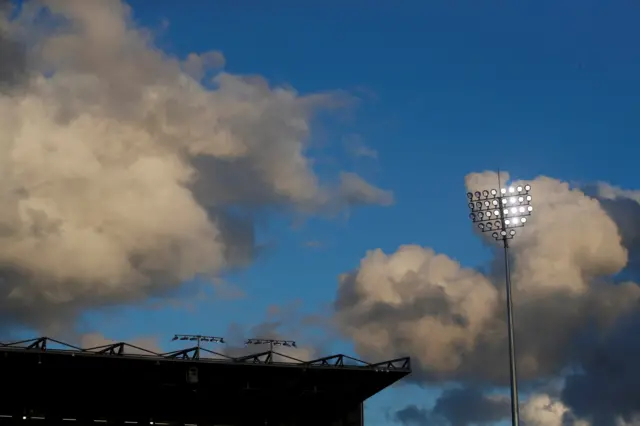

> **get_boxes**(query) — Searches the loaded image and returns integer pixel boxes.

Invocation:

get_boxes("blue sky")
[59,1,640,424]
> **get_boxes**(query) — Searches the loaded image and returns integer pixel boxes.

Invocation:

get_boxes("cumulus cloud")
[556,185,640,426]
[520,393,589,426]
[394,405,435,426]
[0,0,391,331]
[393,390,599,426]
[216,302,325,362]
[0,0,27,92]
[336,245,500,379]
[393,391,575,426]
[344,134,378,159]
[339,172,394,206]
[431,388,510,426]
[588,183,640,276]
[336,171,640,426]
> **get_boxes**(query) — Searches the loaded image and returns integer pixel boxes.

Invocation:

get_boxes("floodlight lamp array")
[171,334,225,344]
[466,184,533,241]
[245,338,297,348]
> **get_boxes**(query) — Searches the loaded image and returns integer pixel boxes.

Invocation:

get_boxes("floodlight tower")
[466,183,533,426]
[245,338,297,352]
[172,334,225,358]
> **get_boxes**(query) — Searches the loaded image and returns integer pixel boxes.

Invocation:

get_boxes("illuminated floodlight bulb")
[525,184,531,191]
[484,201,490,207]
[508,187,515,193]
[501,230,507,236]
[494,210,500,215]
[519,206,525,213]
[509,197,516,204]
[527,206,533,212]
[521,217,527,223]
[492,200,499,205]
[505,219,511,225]
[510,229,516,236]
[517,186,523,192]
[491,189,497,195]
[511,207,517,214]
[526,195,532,201]
[518,196,524,202]
[503,209,508,215]
[501,188,507,194]
[486,211,492,217]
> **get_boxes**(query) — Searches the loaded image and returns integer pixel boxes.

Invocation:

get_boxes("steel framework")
[466,181,534,426]
[0,336,411,372]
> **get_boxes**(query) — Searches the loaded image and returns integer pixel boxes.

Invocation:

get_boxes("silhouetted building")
[0,337,411,425]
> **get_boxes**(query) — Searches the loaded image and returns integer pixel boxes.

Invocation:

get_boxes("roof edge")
[0,336,412,373]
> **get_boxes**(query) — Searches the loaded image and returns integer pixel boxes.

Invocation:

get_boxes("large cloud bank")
[0,0,391,331]
[335,171,640,426]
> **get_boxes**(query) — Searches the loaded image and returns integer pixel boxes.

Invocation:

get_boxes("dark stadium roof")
[0,337,411,424]
[0,336,411,372]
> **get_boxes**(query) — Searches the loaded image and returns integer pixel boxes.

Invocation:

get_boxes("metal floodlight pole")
[172,334,226,358]
[245,338,298,352]
[466,183,533,426]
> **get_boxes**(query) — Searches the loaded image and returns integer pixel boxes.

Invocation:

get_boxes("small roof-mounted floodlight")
[245,338,297,350]
[172,334,226,347]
